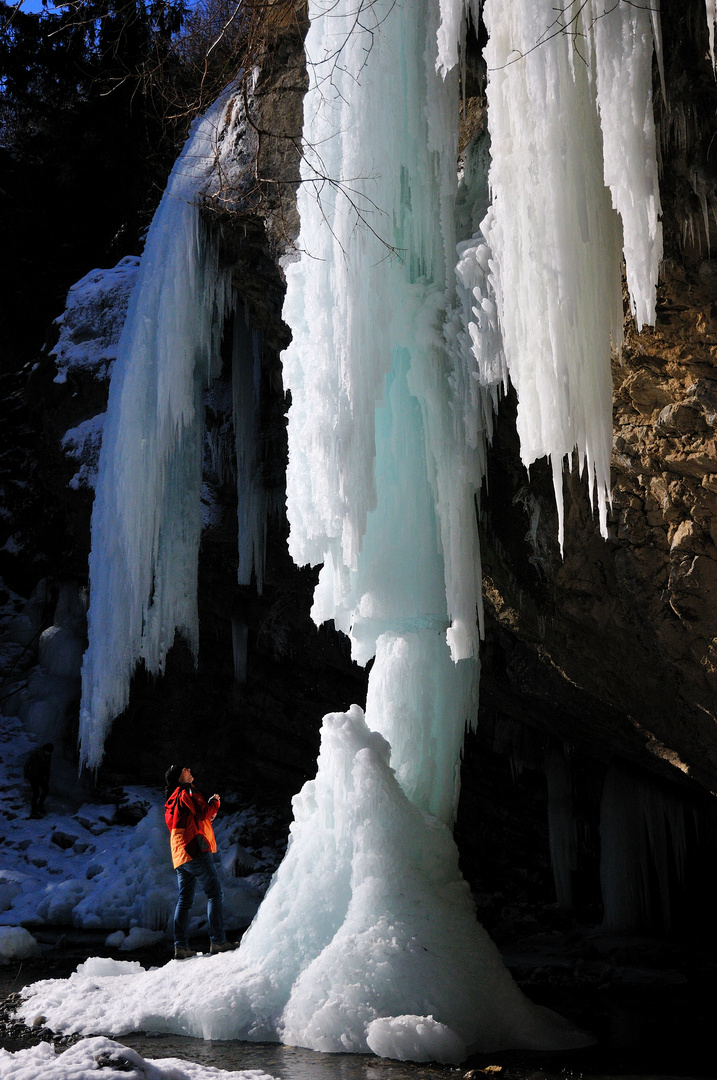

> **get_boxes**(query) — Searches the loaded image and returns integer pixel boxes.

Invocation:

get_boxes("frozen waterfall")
[78,92,265,769]
[58,0,664,1064]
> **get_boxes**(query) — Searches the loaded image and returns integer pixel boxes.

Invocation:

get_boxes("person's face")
[179,767,193,785]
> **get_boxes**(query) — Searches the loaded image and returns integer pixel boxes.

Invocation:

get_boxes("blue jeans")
[174,852,225,947]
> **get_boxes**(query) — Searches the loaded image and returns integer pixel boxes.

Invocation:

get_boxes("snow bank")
[76,957,144,977]
[0,1037,279,1080]
[61,414,105,491]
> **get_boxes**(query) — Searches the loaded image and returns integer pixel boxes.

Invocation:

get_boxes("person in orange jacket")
[164,764,239,960]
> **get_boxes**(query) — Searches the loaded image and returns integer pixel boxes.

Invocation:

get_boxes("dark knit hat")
[164,764,187,799]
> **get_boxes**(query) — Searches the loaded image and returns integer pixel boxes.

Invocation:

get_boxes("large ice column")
[78,96,238,769]
[283,0,482,822]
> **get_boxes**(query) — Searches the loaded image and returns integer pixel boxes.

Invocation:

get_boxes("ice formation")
[283,0,482,826]
[64,0,666,1064]
[600,763,692,932]
[19,706,588,1057]
[78,93,268,769]
[480,0,661,545]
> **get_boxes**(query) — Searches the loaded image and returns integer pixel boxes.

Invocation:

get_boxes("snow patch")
[0,1036,279,1080]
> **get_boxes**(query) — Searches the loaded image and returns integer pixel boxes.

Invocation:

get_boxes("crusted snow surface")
[0,1037,279,1080]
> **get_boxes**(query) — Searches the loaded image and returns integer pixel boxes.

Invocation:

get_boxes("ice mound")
[0,1035,279,1079]
[119,927,167,951]
[18,708,591,1057]
[365,1014,465,1063]
[0,926,40,963]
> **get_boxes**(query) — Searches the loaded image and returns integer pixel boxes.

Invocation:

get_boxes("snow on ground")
[0,709,284,949]
[0,1036,279,1080]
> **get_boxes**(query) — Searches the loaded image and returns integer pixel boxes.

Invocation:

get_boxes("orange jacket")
[164,785,219,869]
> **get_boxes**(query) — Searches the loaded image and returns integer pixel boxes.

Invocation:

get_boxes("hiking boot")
[209,940,239,954]
[174,945,198,960]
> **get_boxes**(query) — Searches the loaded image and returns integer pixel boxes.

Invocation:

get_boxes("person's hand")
[211,794,220,802]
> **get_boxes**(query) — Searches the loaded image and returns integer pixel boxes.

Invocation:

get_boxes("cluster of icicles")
[61,0,681,1064]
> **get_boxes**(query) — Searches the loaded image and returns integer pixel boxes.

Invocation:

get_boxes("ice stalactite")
[545,745,579,911]
[706,0,716,69]
[78,92,263,769]
[600,763,692,932]
[479,0,661,546]
[233,309,269,593]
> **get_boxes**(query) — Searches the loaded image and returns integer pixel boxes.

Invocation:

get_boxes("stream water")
[121,1035,460,1079]
[117,1030,705,1080]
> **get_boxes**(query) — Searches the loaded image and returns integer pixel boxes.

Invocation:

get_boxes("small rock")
[51,830,79,850]
[656,401,708,436]
[95,1049,135,1071]
[113,801,149,826]
[670,519,704,554]
[30,1014,46,1028]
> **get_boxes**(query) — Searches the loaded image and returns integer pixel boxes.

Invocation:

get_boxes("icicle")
[233,309,267,592]
[706,0,716,70]
[589,0,663,329]
[600,763,690,932]
[78,94,238,769]
[480,0,643,547]
[545,745,578,910]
